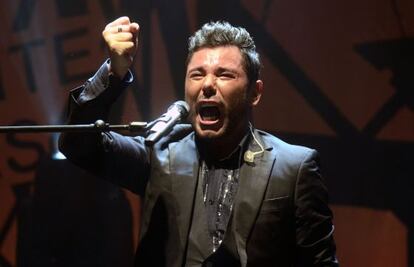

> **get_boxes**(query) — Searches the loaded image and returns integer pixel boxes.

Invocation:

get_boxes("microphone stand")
[0,120,148,133]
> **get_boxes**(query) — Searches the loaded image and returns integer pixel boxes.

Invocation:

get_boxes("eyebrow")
[187,66,238,74]
[187,67,205,73]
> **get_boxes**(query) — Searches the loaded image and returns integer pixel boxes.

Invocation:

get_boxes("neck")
[196,124,249,161]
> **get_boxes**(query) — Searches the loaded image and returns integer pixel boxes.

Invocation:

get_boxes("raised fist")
[102,16,140,79]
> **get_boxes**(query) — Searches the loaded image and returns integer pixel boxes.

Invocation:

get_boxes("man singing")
[60,16,338,266]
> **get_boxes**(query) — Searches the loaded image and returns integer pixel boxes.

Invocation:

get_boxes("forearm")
[58,63,149,194]
[59,61,131,164]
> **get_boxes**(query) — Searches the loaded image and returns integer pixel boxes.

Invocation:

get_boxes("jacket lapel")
[169,134,200,255]
[231,130,276,266]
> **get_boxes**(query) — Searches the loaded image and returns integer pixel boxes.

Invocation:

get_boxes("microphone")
[145,101,190,145]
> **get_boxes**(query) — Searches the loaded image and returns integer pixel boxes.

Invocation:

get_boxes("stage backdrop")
[0,0,413,266]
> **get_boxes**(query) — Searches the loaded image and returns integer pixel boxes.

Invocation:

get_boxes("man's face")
[185,46,261,142]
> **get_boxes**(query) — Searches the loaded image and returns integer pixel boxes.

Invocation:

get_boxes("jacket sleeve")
[58,69,150,195]
[294,149,339,266]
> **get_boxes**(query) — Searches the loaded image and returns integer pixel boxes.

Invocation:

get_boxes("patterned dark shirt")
[199,134,249,251]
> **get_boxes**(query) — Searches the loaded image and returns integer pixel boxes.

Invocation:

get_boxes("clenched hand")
[102,16,140,79]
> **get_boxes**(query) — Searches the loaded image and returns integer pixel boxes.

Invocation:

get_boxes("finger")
[106,24,137,34]
[105,16,131,29]
[129,22,140,33]
[111,40,136,50]
[129,23,140,46]
[105,24,126,33]
[111,32,134,42]
[123,42,137,55]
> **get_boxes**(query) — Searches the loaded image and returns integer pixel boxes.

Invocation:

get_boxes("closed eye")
[218,71,236,80]
[188,71,204,80]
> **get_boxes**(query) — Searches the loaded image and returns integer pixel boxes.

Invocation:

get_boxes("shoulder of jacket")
[255,129,315,157]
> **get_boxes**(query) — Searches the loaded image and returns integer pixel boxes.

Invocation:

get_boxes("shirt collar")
[196,129,251,168]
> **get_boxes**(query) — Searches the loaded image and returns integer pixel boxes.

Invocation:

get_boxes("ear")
[249,80,263,106]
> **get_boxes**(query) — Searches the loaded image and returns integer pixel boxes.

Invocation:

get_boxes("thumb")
[129,22,140,33]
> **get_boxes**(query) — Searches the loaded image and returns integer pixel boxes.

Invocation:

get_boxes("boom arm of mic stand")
[0,120,148,133]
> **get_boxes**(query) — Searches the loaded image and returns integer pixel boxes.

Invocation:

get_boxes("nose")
[202,74,216,98]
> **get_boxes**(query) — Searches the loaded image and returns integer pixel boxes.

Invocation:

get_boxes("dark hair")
[187,21,261,86]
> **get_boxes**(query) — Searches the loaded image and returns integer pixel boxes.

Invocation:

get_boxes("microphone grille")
[173,100,190,117]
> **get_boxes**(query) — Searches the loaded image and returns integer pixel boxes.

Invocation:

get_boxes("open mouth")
[198,104,221,123]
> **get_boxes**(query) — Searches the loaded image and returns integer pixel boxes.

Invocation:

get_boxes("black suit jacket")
[59,76,338,267]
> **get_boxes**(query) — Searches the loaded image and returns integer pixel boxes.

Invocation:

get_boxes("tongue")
[200,106,220,121]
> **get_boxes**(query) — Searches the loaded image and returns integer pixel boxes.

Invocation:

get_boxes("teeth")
[200,103,217,108]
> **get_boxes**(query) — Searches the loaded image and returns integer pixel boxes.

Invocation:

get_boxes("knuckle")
[125,33,133,40]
